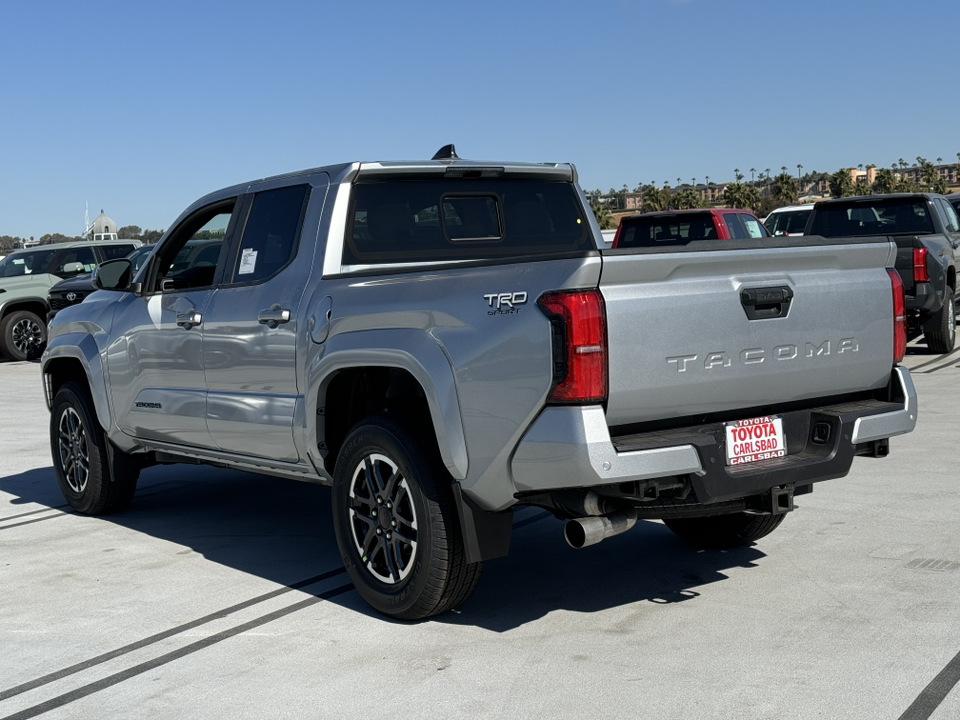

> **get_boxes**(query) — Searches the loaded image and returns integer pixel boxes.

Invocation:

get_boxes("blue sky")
[3,0,959,238]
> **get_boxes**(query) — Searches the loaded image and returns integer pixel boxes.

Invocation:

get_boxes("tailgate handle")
[740,286,793,320]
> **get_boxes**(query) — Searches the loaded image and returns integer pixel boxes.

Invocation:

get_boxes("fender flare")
[307,328,468,480]
[42,329,112,433]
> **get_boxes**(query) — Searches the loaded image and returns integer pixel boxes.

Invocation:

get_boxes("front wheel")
[331,417,482,620]
[664,512,786,548]
[0,310,46,361]
[50,382,139,514]
[923,287,956,354]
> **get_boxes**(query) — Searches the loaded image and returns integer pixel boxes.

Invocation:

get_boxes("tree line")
[589,155,959,229]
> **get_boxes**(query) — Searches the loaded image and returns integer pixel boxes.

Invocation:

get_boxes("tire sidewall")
[331,419,441,618]
[50,383,107,514]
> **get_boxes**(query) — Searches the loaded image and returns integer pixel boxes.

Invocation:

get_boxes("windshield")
[765,208,811,235]
[0,249,58,277]
[808,198,935,237]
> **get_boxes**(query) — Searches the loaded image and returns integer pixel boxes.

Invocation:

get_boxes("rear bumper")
[510,366,917,504]
[905,281,941,314]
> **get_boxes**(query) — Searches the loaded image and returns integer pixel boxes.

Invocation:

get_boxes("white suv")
[762,204,813,236]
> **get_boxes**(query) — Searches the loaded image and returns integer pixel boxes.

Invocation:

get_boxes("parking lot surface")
[1,341,958,720]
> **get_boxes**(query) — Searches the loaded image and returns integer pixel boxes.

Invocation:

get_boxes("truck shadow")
[441,513,765,632]
[0,465,765,630]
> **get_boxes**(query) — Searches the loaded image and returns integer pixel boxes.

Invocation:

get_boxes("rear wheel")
[0,310,46,361]
[331,416,482,620]
[923,287,956,354]
[50,382,139,514]
[664,512,786,548]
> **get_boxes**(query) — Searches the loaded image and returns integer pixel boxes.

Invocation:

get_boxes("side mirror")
[61,262,85,274]
[93,258,133,291]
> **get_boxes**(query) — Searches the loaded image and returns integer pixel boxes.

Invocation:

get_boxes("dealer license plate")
[724,415,787,466]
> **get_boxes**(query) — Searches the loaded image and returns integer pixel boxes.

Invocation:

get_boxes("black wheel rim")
[58,407,89,493]
[11,317,43,355]
[347,453,418,584]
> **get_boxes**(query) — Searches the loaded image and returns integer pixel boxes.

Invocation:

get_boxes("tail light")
[888,269,906,363]
[913,247,929,282]
[611,223,623,248]
[537,290,608,403]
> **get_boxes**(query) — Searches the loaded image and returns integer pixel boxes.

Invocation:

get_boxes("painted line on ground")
[0,584,354,720]
[0,504,554,707]
[897,647,960,720]
[0,567,347,703]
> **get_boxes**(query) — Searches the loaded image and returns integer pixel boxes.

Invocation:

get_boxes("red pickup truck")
[612,208,770,248]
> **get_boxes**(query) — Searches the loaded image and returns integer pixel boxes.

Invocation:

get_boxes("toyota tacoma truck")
[806,193,959,353]
[41,146,917,619]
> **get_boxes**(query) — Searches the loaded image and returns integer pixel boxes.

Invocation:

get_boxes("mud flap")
[453,484,513,564]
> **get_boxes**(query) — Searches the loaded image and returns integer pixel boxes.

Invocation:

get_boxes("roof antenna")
[431,144,459,161]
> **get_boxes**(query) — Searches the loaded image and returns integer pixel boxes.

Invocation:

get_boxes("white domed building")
[83,210,118,241]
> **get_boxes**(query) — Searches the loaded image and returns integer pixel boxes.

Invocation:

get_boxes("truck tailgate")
[600,240,897,426]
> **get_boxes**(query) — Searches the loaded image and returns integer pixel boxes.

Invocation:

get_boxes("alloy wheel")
[12,318,43,355]
[347,453,419,584]
[58,407,89,493]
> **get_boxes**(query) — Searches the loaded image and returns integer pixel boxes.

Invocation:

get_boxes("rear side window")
[739,214,768,238]
[616,212,718,248]
[345,180,591,265]
[98,244,138,261]
[809,199,934,237]
[231,184,310,283]
[935,198,959,232]
[723,214,747,239]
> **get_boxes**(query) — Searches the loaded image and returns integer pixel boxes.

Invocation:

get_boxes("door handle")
[259,304,291,328]
[176,311,203,329]
[740,286,793,320]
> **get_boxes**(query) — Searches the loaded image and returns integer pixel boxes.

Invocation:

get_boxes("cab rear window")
[616,212,718,248]
[345,180,591,265]
[808,199,935,237]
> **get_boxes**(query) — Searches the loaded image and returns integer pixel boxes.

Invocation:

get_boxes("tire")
[0,310,47,361]
[923,287,956,354]
[331,416,482,620]
[50,381,139,515]
[663,512,786,549]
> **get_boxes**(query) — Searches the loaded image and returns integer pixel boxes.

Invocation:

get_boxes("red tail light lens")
[913,247,929,282]
[888,269,906,363]
[611,222,623,248]
[537,290,608,403]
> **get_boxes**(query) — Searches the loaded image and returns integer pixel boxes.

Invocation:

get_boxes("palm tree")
[797,164,803,187]
[750,168,756,183]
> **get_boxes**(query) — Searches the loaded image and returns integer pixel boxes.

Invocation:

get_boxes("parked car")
[611,208,770,248]
[805,193,959,353]
[43,149,915,619]
[47,244,156,322]
[0,239,141,361]
[762,204,813,236]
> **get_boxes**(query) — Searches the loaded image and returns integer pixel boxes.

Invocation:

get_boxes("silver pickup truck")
[41,148,917,619]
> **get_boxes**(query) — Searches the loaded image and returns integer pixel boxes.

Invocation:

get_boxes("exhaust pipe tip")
[564,510,637,549]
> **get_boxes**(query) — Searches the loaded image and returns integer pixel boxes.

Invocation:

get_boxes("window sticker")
[238,248,258,275]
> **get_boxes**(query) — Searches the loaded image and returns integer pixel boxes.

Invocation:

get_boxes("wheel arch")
[42,335,112,432]
[0,297,49,322]
[307,329,468,482]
